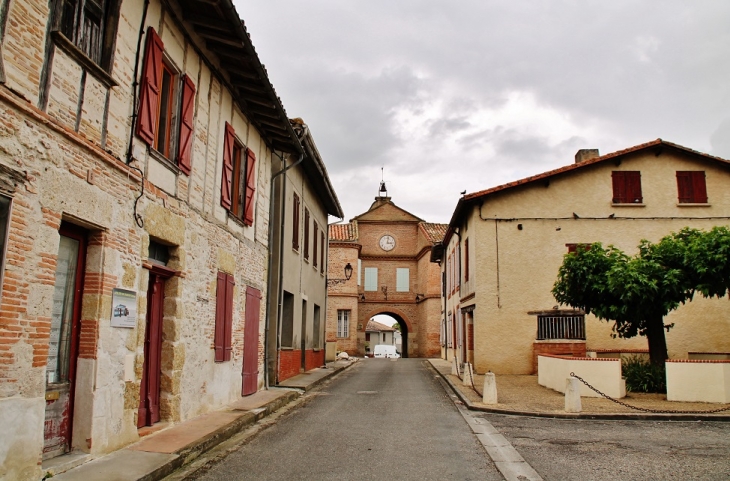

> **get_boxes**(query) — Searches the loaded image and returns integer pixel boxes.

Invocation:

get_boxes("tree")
[392,322,401,332]
[552,227,730,368]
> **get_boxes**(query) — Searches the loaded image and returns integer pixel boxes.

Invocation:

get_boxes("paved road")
[192,359,502,480]
[479,412,730,480]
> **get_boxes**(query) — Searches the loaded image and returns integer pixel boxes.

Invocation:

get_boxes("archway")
[371,313,409,358]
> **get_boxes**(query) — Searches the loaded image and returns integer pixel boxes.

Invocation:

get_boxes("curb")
[428,361,730,422]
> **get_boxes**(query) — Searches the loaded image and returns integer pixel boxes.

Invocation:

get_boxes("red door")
[138,273,165,427]
[241,287,260,396]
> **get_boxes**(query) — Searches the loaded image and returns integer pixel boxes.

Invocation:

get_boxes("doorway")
[300,299,307,371]
[241,287,260,396]
[44,223,87,459]
[370,314,408,358]
[138,264,173,427]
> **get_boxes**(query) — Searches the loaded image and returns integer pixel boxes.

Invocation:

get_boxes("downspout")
[265,151,304,388]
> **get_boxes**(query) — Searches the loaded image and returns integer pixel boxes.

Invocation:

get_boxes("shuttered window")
[304,208,310,261]
[464,238,469,282]
[243,148,256,226]
[676,171,708,203]
[220,122,236,210]
[364,267,378,291]
[611,171,642,203]
[396,268,409,292]
[320,231,325,274]
[214,271,235,362]
[313,222,318,268]
[220,124,256,225]
[136,27,163,146]
[337,310,350,338]
[177,75,195,174]
[292,193,300,251]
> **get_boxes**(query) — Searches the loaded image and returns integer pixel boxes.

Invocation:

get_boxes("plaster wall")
[666,361,730,403]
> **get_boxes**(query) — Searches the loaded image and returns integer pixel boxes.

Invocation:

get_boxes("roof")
[366,319,396,332]
[420,223,448,244]
[449,139,730,228]
[176,0,302,154]
[329,222,358,242]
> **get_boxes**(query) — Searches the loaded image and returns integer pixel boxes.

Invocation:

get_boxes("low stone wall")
[666,360,730,403]
[586,349,649,361]
[538,354,626,398]
[688,352,730,361]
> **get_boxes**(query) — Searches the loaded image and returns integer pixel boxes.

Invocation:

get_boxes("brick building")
[327,192,446,358]
[435,140,730,374]
[0,0,339,478]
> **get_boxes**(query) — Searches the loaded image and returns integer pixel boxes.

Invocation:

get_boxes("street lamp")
[327,262,353,286]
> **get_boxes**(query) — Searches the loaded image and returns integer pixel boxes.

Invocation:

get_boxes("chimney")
[575,149,599,164]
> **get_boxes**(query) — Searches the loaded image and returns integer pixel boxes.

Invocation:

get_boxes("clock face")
[379,235,396,251]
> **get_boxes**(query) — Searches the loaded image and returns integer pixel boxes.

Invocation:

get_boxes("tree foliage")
[552,226,730,366]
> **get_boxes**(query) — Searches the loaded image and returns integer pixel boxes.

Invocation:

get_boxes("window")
[357,259,362,286]
[281,291,294,348]
[536,314,585,340]
[313,304,321,348]
[303,208,310,260]
[337,310,350,338]
[676,171,708,203]
[292,193,300,251]
[320,231,325,274]
[313,222,318,269]
[54,0,119,70]
[0,196,11,293]
[566,243,591,253]
[364,267,378,291]
[611,171,642,203]
[463,238,469,282]
[396,268,409,292]
[220,122,257,225]
[214,271,235,362]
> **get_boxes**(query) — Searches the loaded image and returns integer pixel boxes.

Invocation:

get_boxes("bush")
[622,355,666,393]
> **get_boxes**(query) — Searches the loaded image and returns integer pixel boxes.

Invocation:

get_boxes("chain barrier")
[570,372,730,414]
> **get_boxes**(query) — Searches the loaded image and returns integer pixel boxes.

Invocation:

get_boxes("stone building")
[0,0,339,478]
[327,191,446,358]
[435,140,730,374]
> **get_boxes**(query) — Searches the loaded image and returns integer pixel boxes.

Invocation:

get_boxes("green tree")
[392,322,401,332]
[552,227,730,368]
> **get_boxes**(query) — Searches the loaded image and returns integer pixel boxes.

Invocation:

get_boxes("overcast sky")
[233,1,730,224]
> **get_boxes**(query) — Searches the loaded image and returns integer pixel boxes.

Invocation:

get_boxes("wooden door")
[241,287,260,396]
[138,273,165,427]
[44,224,86,459]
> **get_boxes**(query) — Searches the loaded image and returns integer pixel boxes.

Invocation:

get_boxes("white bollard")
[483,372,498,404]
[565,377,582,413]
[451,356,459,376]
[462,363,473,386]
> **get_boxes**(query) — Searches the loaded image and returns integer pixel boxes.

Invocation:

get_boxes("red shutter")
[136,27,164,145]
[242,286,261,396]
[177,75,196,175]
[313,223,318,268]
[214,272,226,362]
[692,171,707,203]
[464,239,469,281]
[627,171,642,203]
[304,209,310,260]
[292,194,300,250]
[676,171,692,203]
[220,123,235,210]
[611,171,626,203]
[320,231,325,274]
[224,273,235,361]
[243,148,257,226]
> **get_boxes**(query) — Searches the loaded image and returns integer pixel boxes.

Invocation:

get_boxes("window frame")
[676,171,708,204]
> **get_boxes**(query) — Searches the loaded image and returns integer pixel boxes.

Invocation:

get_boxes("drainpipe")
[264,151,304,388]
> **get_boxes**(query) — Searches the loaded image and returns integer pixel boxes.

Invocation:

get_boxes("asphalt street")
[191,359,501,480]
[481,412,730,480]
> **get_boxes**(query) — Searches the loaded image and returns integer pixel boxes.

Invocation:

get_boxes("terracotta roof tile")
[366,319,396,332]
[420,223,448,243]
[329,222,358,241]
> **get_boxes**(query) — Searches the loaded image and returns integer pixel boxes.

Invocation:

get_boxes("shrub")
[622,355,666,393]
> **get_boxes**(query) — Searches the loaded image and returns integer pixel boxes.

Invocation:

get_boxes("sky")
[232,1,730,224]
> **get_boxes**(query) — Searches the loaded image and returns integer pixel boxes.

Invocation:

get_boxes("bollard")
[462,363,473,386]
[565,377,582,413]
[451,356,459,376]
[483,372,498,404]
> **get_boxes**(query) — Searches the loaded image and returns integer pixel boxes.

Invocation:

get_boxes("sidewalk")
[428,358,730,421]
[46,359,357,481]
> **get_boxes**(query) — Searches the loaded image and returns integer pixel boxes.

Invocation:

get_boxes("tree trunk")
[645,315,669,368]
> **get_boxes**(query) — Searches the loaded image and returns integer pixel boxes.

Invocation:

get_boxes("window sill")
[611,202,645,207]
[148,148,180,174]
[52,31,117,88]
[677,203,710,207]
[226,212,248,228]
[280,347,294,351]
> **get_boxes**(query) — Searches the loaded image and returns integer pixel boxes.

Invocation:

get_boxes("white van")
[373,345,400,358]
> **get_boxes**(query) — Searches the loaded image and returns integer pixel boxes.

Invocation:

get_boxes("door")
[241,286,260,396]
[44,224,87,459]
[138,273,165,427]
[300,300,307,371]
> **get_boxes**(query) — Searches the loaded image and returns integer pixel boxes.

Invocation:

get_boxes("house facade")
[327,193,446,358]
[0,0,337,478]
[435,140,730,374]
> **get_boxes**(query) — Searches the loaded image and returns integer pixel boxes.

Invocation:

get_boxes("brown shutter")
[611,171,626,203]
[241,286,261,396]
[220,122,235,210]
[214,272,226,362]
[292,194,300,250]
[627,171,642,203]
[692,171,707,203]
[676,171,692,203]
[224,272,235,361]
[313,222,318,268]
[320,231,325,274]
[304,209,310,260]
[243,148,257,226]
[177,75,196,175]
[464,239,469,281]
[136,27,164,145]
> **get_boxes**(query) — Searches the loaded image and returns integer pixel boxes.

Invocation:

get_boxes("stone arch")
[362,306,413,358]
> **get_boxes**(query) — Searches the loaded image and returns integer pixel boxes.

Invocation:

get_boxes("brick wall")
[532,341,587,374]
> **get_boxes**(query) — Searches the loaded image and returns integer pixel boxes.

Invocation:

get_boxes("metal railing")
[537,315,585,340]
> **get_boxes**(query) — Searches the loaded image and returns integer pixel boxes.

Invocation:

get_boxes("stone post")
[451,356,459,376]
[565,377,582,413]
[483,372,498,404]
[462,363,473,386]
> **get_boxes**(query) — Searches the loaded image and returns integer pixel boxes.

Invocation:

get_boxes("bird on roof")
[460,190,467,195]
